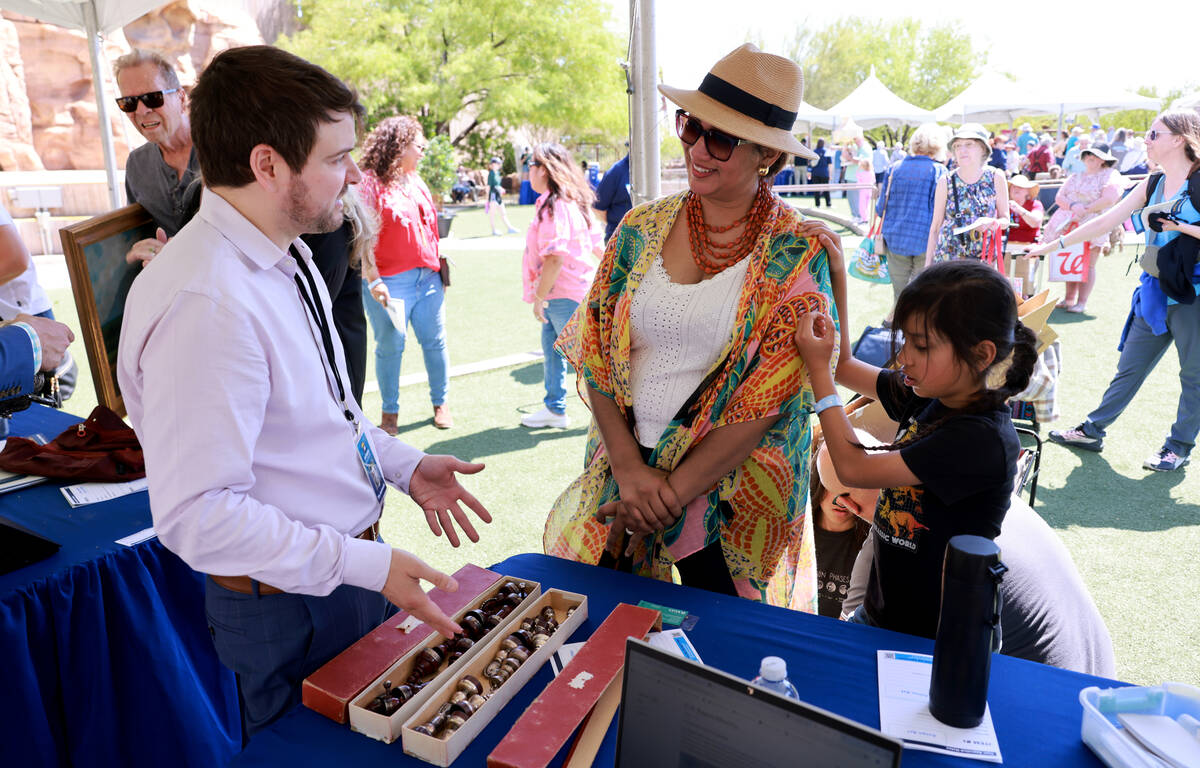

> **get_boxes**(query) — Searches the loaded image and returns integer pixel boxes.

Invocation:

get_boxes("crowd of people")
[6,37,1185,744]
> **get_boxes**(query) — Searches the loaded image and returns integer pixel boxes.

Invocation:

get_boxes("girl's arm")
[795,313,919,489]
[1028,178,1147,256]
[792,219,879,398]
[924,176,948,267]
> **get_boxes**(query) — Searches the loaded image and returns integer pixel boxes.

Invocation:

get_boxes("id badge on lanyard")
[355,421,387,502]
[291,245,389,504]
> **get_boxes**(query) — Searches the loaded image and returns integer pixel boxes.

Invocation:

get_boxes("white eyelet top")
[629,253,751,447]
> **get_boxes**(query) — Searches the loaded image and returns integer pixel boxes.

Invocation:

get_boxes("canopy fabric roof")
[827,68,935,129]
[1170,91,1200,111]
[0,0,164,208]
[793,100,834,130]
[936,72,1163,124]
[0,0,159,34]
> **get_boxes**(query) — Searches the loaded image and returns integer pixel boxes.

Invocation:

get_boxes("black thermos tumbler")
[928,535,1007,728]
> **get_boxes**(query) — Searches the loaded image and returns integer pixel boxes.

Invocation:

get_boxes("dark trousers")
[205,579,394,741]
[809,174,831,206]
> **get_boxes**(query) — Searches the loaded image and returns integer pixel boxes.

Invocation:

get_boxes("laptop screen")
[616,638,901,768]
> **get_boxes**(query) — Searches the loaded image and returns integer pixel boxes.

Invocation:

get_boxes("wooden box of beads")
[399,589,589,767]
[303,563,516,724]
[343,576,543,742]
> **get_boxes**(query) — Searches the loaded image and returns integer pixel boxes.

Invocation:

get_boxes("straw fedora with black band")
[658,44,817,162]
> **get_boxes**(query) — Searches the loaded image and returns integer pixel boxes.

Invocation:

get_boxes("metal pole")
[629,0,659,205]
[638,0,659,202]
[84,2,122,211]
[633,0,643,201]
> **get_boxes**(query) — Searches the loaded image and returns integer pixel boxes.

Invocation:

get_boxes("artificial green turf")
[47,199,1197,687]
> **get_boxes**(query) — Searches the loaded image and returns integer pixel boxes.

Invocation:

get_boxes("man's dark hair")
[190,45,364,189]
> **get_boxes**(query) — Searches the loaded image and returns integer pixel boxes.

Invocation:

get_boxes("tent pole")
[629,0,659,204]
[84,2,122,211]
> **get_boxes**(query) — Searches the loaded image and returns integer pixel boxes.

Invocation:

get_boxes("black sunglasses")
[675,109,746,161]
[115,88,179,113]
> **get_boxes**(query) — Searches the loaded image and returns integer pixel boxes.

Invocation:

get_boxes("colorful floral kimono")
[542,190,838,611]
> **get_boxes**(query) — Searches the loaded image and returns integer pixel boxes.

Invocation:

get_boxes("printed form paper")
[877,650,1003,763]
[61,477,148,508]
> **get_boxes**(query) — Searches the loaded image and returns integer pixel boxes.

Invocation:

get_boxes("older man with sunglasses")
[113,49,199,264]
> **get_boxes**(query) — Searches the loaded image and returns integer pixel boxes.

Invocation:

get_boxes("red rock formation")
[0,1,265,172]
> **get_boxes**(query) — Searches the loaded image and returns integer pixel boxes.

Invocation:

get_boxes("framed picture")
[59,203,155,416]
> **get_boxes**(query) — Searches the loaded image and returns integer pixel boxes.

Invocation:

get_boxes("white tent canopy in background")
[936,72,1162,126]
[827,67,935,130]
[1170,91,1200,111]
[0,0,163,208]
[793,101,834,131]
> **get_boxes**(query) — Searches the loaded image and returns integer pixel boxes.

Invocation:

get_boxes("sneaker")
[1048,423,1103,452]
[1143,448,1190,472]
[507,226,520,234]
[520,408,569,429]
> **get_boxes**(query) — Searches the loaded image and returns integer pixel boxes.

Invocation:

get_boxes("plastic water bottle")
[752,656,799,700]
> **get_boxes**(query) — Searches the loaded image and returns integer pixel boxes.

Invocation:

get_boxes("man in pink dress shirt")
[116,46,492,739]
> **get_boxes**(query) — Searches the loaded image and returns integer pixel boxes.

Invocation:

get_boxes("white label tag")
[355,422,386,502]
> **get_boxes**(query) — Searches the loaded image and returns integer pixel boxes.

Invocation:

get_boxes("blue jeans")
[362,268,449,413]
[1081,299,1200,457]
[540,299,578,414]
[205,578,393,739]
[846,182,861,220]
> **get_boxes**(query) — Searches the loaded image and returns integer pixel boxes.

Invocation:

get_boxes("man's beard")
[287,177,345,234]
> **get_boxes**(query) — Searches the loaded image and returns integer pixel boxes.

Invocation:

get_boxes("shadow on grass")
[1036,451,1199,531]
[509,363,543,386]
[1048,308,1097,325]
[423,425,588,461]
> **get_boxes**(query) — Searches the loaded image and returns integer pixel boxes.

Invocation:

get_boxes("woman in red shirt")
[359,116,453,432]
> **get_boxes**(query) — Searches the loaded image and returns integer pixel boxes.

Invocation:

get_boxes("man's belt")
[209,520,382,595]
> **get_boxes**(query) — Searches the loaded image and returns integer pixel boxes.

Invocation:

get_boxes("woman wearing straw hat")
[925,123,1009,266]
[543,44,840,611]
[1041,143,1123,313]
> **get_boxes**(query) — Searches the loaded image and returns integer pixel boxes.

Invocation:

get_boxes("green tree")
[773,17,982,113]
[279,0,627,147]
[419,134,459,198]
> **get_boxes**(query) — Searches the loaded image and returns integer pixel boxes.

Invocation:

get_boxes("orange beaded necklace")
[685,180,776,274]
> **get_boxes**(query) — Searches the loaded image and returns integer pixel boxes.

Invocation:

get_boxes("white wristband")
[814,394,843,415]
[368,278,384,290]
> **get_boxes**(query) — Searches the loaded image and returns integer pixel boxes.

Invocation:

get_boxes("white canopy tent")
[793,101,835,132]
[827,67,935,130]
[1170,91,1200,111]
[1,0,163,209]
[936,72,1162,131]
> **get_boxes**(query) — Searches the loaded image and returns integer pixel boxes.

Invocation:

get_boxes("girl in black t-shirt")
[794,261,1039,639]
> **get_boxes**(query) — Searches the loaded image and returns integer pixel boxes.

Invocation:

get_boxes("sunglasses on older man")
[675,109,747,161]
[115,88,179,113]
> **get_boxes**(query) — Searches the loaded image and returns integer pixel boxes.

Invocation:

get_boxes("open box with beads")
[347,578,543,743]
[400,589,588,767]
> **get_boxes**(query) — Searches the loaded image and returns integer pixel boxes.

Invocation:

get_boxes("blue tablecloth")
[235,553,1112,767]
[1,405,240,768]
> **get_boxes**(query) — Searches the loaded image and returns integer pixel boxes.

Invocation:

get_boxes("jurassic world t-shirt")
[864,369,1019,639]
[814,526,864,618]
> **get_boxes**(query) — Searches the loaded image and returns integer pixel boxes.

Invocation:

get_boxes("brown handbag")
[0,405,144,482]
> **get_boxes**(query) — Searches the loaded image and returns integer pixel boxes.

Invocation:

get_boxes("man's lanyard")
[289,245,355,426]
